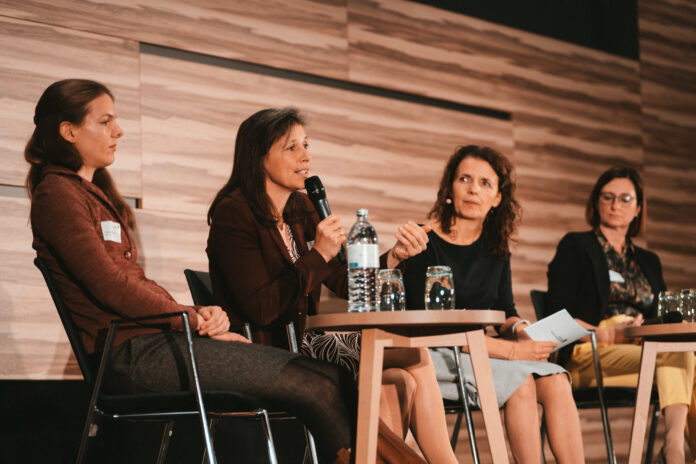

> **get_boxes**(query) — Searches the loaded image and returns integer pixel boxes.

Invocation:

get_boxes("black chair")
[530,289,660,464]
[183,269,319,464]
[35,257,280,464]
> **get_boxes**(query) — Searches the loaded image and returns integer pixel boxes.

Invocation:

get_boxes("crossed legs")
[382,347,458,464]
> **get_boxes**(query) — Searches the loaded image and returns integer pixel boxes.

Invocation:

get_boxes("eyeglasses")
[599,192,636,205]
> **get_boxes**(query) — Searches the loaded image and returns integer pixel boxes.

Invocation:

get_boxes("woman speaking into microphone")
[206,108,458,462]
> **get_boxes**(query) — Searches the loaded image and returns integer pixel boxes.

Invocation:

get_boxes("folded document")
[523,309,589,352]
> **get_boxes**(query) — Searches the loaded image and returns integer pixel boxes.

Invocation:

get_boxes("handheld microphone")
[304,176,346,263]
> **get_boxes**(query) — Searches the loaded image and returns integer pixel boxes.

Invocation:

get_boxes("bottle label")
[347,244,379,268]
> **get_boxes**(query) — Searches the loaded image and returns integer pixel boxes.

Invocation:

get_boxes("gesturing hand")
[197,306,231,337]
[390,222,431,263]
[509,340,557,362]
[313,214,346,263]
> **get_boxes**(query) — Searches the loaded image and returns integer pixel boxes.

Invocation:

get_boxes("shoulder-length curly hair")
[428,145,520,259]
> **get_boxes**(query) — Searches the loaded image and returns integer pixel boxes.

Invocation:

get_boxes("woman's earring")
[489,207,495,215]
[445,197,452,205]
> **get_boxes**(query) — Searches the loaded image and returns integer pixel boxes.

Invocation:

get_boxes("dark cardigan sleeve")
[207,196,337,327]
[546,233,600,324]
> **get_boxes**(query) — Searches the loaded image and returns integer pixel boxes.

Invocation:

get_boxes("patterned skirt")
[301,330,362,379]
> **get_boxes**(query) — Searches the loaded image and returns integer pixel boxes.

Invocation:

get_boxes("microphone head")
[305,176,326,200]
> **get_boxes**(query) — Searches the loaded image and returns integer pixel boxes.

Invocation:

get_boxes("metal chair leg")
[303,427,319,464]
[590,330,616,464]
[644,402,660,464]
[260,409,279,464]
[452,347,480,464]
[157,420,175,464]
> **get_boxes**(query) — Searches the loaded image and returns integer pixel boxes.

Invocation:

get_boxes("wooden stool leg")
[628,341,658,464]
[356,328,387,464]
[466,329,509,464]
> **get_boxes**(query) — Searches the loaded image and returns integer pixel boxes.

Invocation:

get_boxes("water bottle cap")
[357,208,368,217]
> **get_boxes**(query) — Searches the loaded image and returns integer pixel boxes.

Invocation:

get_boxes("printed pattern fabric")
[301,330,362,379]
[596,231,654,318]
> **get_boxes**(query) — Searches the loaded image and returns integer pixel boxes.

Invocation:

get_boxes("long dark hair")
[586,166,645,237]
[207,107,310,227]
[25,79,135,229]
[429,145,520,259]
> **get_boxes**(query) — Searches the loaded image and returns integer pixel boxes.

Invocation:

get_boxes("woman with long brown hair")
[401,145,585,463]
[26,79,371,463]
[207,107,458,463]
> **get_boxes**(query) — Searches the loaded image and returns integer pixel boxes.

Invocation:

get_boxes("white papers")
[523,309,588,352]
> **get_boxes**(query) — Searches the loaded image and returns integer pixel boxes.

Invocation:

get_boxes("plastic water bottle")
[347,209,379,312]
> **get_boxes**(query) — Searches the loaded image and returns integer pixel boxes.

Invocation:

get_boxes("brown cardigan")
[31,165,198,354]
[206,189,350,348]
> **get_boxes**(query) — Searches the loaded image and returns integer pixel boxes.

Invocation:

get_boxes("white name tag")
[101,221,122,243]
[609,270,625,283]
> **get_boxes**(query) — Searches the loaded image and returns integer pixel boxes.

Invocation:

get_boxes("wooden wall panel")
[639,0,696,290]
[0,0,350,80]
[0,196,80,379]
[0,17,142,197]
[139,48,514,237]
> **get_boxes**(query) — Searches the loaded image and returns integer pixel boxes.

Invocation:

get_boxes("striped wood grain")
[0,0,350,80]
[0,16,142,198]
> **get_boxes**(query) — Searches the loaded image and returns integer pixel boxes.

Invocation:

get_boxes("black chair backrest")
[184,269,215,306]
[34,257,95,387]
[530,289,548,321]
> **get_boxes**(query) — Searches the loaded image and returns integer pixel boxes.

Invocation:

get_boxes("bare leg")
[504,375,542,464]
[384,347,458,464]
[380,368,417,438]
[534,374,585,463]
[663,403,688,463]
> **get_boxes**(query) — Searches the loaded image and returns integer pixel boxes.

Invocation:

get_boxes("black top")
[546,230,666,365]
[401,230,518,319]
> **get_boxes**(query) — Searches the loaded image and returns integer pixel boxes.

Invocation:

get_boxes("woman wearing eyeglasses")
[547,166,695,463]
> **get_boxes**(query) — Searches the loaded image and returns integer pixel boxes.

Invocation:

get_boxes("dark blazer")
[31,165,197,353]
[206,189,349,348]
[546,230,666,364]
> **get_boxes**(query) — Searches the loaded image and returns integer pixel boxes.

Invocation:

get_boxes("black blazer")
[546,231,666,364]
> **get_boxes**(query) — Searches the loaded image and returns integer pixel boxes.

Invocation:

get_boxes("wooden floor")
[437,406,689,463]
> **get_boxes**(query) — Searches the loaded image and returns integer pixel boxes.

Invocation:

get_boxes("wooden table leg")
[356,328,388,464]
[628,341,658,464]
[466,329,509,464]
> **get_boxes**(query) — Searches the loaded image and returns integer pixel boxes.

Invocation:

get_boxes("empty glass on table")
[424,265,455,310]
[377,269,406,311]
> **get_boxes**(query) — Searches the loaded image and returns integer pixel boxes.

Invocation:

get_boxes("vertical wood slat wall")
[1,0,694,387]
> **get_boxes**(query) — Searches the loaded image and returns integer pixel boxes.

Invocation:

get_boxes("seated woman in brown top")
[26,79,370,464]
[206,108,457,462]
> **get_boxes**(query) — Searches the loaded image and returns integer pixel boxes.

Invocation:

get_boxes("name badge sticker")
[609,270,625,283]
[101,221,122,243]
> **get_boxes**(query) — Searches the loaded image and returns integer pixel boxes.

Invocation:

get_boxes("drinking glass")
[657,290,679,319]
[424,265,455,310]
[377,269,406,311]
[679,289,696,323]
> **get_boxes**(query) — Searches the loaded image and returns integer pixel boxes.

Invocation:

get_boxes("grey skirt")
[431,347,569,408]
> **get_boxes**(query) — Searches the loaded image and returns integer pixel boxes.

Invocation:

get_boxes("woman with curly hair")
[401,146,585,463]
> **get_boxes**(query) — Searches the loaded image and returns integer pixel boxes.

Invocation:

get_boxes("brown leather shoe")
[333,420,427,464]
[376,420,427,464]
[332,447,352,464]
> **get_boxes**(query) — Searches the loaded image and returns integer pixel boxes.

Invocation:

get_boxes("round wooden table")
[625,323,696,464]
[307,309,508,464]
